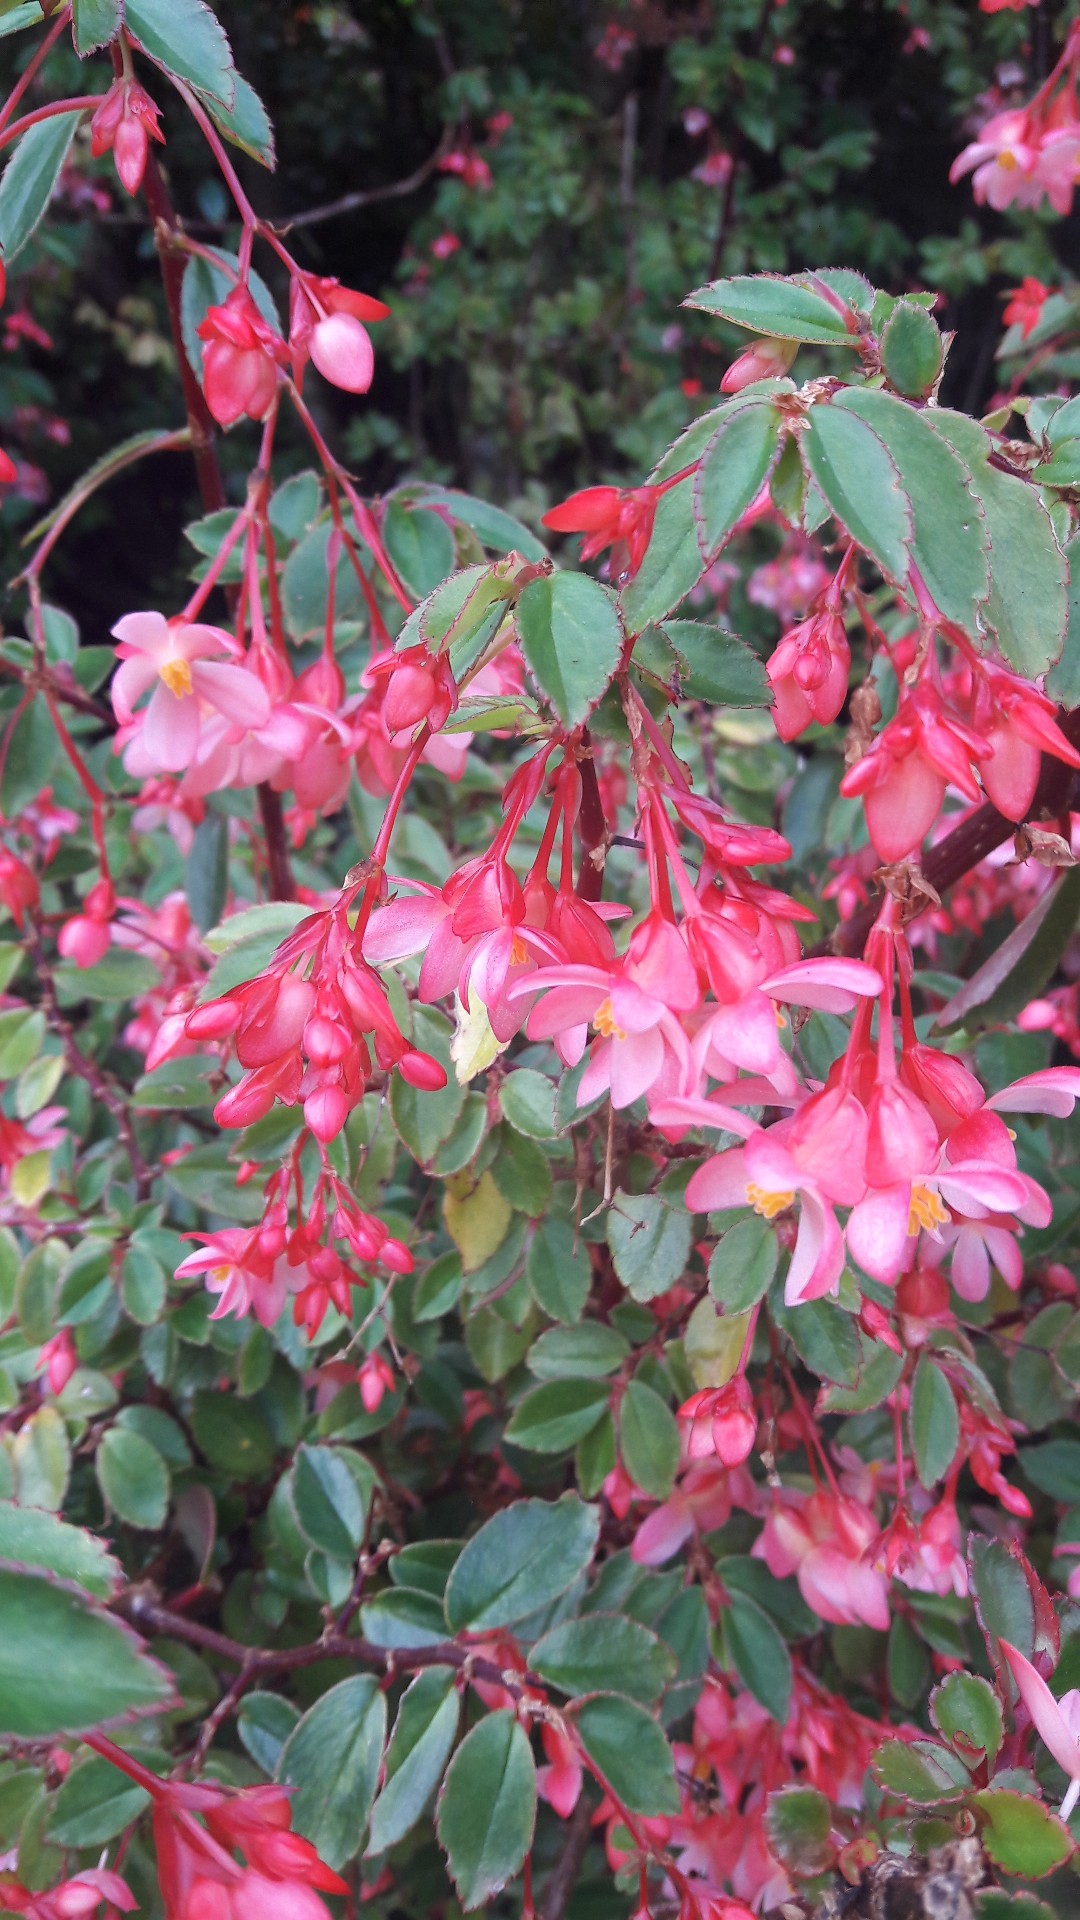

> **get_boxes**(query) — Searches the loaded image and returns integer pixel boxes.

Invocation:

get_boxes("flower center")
[997,149,1018,172]
[594,997,626,1040]
[159,656,194,698]
[509,932,528,966]
[211,1264,231,1285]
[746,1181,794,1220]
[908,1184,950,1235]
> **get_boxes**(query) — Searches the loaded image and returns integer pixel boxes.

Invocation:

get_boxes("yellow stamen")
[159,656,194,698]
[509,932,528,966]
[594,996,626,1041]
[746,1181,795,1220]
[908,1184,950,1236]
[774,1007,788,1030]
[211,1264,231,1284]
[997,150,1018,172]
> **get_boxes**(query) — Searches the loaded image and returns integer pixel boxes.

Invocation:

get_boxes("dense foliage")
[4,6,1080,1920]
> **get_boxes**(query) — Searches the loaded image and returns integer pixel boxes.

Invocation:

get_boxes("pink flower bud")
[721,337,798,392]
[309,312,375,393]
[303,1083,350,1142]
[384,658,437,733]
[398,1048,448,1091]
[380,1237,413,1274]
[57,913,111,969]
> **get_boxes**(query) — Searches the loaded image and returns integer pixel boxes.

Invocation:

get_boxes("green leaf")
[360,1587,448,1650]
[202,900,309,955]
[526,1216,590,1324]
[528,1324,629,1380]
[727,1592,793,1723]
[618,1379,679,1499]
[71,0,120,51]
[880,299,944,398]
[120,1245,167,1327]
[0,1568,172,1736]
[237,1692,300,1776]
[969,1534,1037,1672]
[910,1356,959,1489]
[125,0,235,107]
[765,1786,834,1875]
[191,1391,277,1478]
[288,1445,366,1562]
[930,410,1068,679]
[607,1193,692,1302]
[683,272,860,346]
[0,111,81,264]
[660,619,770,706]
[693,403,783,561]
[1047,531,1080,706]
[12,1404,70,1510]
[773,1296,860,1385]
[436,1710,536,1911]
[49,1754,151,1847]
[499,1069,558,1138]
[976,1894,1057,1920]
[444,1493,599,1632]
[620,477,702,629]
[1,697,57,816]
[930,1672,1004,1764]
[515,571,622,727]
[708,1214,778,1313]
[96,1428,170,1531]
[54,950,159,1003]
[970,1791,1074,1879]
[278,1676,387,1871]
[367,1667,460,1855]
[0,1502,120,1598]
[871,1737,970,1804]
[802,400,911,582]
[531,1614,676,1703]
[573,1694,681,1816]
[390,1009,464,1163]
[420,487,546,561]
[934,868,1080,1035]
[494,1129,553,1218]
[504,1379,610,1453]
[202,73,275,169]
[832,388,989,636]
[0,6,46,39]
[1022,1440,1080,1504]
[186,810,229,937]
[384,499,457,600]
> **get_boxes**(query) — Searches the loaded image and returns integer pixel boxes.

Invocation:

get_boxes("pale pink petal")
[194,661,272,728]
[111,609,170,657]
[763,957,884,1011]
[1001,1641,1080,1785]
[949,1226,991,1303]
[845,1184,911,1284]
[785,1191,844,1304]
[987,1068,1080,1118]
[141,681,200,771]
[685,1147,749,1214]
[111,653,159,723]
[632,1494,693,1564]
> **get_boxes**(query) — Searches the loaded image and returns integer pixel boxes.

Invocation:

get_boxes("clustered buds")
[90,78,164,196]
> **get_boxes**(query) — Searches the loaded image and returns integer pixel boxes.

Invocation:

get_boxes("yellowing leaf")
[684,1300,750,1389]
[450,993,506,1084]
[444,1172,513,1274]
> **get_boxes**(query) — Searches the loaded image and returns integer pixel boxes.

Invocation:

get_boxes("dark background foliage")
[0,0,1072,640]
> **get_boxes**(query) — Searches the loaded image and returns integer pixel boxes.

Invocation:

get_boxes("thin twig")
[273,132,455,232]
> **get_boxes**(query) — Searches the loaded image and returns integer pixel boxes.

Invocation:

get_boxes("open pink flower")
[631,1460,738,1565]
[111,612,269,775]
[755,1490,888,1631]
[1000,1639,1080,1818]
[175,1227,286,1328]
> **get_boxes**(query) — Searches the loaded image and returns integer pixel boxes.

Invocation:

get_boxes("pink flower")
[951,109,1080,216]
[767,604,850,741]
[755,1490,889,1631]
[679,1378,757,1467]
[542,484,659,583]
[537,1723,583,1818]
[520,914,699,1108]
[90,79,164,196]
[0,1868,136,1920]
[36,1329,77,1397]
[288,274,390,394]
[175,1227,286,1328]
[111,612,270,775]
[1000,1639,1080,1818]
[840,683,984,864]
[632,1460,737,1565]
[196,287,285,425]
[722,338,797,395]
